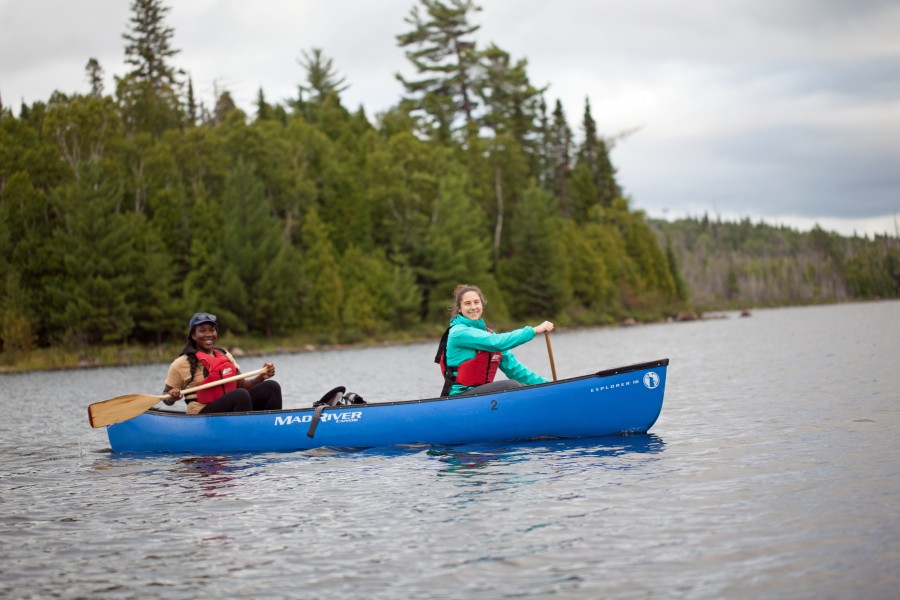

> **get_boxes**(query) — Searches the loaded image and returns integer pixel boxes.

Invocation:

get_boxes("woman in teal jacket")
[439,284,555,396]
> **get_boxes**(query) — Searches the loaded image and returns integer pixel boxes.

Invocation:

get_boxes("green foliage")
[844,236,900,298]
[43,94,122,175]
[118,0,183,135]
[297,48,349,105]
[340,246,422,339]
[420,170,494,319]
[475,44,544,156]
[128,219,181,346]
[652,217,900,309]
[362,131,443,258]
[545,100,574,217]
[44,166,138,347]
[561,220,617,322]
[1,271,36,362]
[123,0,181,89]
[499,187,571,319]
[664,234,689,303]
[253,243,305,336]
[219,161,289,334]
[576,98,619,211]
[181,191,225,321]
[396,0,482,141]
[15,0,887,366]
[483,133,530,266]
[298,205,343,339]
[613,202,678,304]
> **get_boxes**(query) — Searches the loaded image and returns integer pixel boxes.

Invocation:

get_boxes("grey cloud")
[702,125,900,218]
[1,0,898,236]
[771,58,900,101]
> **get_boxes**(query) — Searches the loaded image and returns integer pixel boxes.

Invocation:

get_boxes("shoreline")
[2,311,734,375]
[5,299,887,374]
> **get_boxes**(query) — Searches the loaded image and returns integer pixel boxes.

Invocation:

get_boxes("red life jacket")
[434,327,502,396]
[194,349,238,404]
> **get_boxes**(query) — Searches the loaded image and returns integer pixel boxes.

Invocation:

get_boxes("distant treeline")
[651,216,900,310]
[0,0,686,363]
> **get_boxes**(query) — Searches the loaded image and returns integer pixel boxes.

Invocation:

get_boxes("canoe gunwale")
[142,358,671,420]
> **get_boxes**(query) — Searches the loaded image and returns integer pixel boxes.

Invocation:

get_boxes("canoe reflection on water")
[176,455,245,498]
[427,434,666,478]
[86,435,666,505]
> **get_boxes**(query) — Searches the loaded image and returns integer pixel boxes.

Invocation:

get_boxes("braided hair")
[180,335,202,386]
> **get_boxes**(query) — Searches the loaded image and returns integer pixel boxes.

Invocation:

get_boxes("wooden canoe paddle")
[87,367,268,428]
[544,332,558,381]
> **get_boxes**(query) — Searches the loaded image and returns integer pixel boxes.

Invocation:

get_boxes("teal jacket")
[445,314,548,396]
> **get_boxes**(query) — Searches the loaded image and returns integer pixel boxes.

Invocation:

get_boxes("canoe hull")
[106,359,669,454]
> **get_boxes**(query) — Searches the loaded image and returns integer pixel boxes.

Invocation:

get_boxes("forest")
[1,0,896,371]
[651,217,899,310]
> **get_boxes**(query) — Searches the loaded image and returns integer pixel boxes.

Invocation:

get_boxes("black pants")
[457,380,522,397]
[199,380,283,414]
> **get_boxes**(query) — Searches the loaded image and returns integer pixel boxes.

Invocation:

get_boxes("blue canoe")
[105,359,669,454]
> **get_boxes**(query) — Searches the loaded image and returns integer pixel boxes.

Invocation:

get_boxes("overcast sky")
[2,0,899,237]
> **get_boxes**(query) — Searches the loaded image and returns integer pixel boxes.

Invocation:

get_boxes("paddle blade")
[88,394,165,428]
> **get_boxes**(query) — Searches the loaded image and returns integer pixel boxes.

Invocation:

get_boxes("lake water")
[1,302,898,599]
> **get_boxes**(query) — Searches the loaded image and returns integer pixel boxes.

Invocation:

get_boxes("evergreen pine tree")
[499,186,570,319]
[382,255,424,330]
[576,98,621,210]
[213,90,238,125]
[254,243,305,336]
[421,170,493,319]
[339,245,380,339]
[474,44,543,156]
[298,205,343,338]
[0,171,58,345]
[182,191,228,324]
[218,161,286,333]
[363,130,442,259]
[124,214,182,349]
[255,87,273,121]
[297,48,349,104]
[607,200,678,306]
[85,58,104,98]
[547,100,573,217]
[568,161,598,223]
[562,220,617,321]
[186,77,197,126]
[122,0,181,93]
[118,0,183,134]
[396,0,483,142]
[1,271,36,362]
[44,166,138,347]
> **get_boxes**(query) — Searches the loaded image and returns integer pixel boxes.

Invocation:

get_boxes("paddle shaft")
[175,366,268,398]
[88,367,268,428]
[544,332,558,381]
